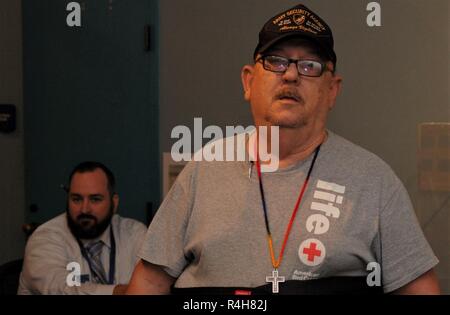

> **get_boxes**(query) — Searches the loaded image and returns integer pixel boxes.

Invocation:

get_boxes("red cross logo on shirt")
[298,238,326,266]
[303,242,322,262]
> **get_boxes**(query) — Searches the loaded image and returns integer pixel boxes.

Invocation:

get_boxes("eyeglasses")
[256,55,329,77]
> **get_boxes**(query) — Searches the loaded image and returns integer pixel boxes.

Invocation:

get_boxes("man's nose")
[80,199,92,214]
[282,63,300,83]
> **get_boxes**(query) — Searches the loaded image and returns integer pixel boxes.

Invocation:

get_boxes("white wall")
[0,0,26,264]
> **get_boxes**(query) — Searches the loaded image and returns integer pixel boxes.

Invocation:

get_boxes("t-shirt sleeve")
[137,161,196,278]
[126,220,148,266]
[378,178,439,293]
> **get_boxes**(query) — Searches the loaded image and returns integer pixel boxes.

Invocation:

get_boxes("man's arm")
[125,260,176,295]
[393,269,441,295]
[112,285,128,295]
[18,228,121,295]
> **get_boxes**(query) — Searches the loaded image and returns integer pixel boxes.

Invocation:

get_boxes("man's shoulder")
[112,214,147,236]
[25,212,75,251]
[327,131,393,172]
[31,212,69,237]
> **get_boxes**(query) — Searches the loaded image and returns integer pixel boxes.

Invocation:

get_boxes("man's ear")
[112,193,119,213]
[241,64,255,101]
[327,74,343,110]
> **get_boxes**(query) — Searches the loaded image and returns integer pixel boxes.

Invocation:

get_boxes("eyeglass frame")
[255,54,333,77]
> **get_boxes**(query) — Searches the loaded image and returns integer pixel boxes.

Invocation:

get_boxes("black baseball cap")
[253,4,337,66]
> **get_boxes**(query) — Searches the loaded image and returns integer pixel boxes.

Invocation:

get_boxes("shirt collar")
[98,225,111,249]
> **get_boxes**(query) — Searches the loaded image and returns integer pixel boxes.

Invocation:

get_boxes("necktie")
[85,241,108,284]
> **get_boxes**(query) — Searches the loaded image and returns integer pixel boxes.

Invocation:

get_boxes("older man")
[127,4,440,294]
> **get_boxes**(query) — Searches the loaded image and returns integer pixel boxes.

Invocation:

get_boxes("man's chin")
[267,117,306,129]
[78,219,96,228]
[67,217,110,240]
[66,207,114,240]
[266,109,306,129]
[72,226,102,239]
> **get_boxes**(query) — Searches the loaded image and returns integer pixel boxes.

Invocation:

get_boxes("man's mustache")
[274,88,304,103]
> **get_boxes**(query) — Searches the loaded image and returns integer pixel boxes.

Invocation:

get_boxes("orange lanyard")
[255,144,321,269]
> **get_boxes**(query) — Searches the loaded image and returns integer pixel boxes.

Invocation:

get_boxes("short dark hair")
[68,161,116,195]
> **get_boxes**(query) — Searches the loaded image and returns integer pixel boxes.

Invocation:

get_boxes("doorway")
[22,0,160,226]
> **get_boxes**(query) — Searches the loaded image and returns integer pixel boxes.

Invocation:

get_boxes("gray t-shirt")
[139,131,438,293]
